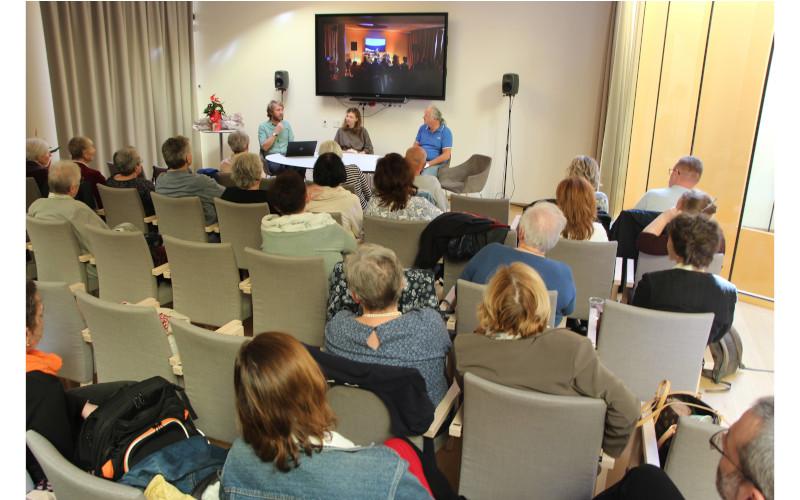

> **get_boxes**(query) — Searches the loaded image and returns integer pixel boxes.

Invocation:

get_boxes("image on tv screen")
[315,13,448,100]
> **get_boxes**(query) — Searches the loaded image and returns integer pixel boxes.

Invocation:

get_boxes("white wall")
[194,1,612,204]
[26,1,60,160]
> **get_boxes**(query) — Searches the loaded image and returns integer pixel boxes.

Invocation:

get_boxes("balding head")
[405,146,427,175]
[518,202,567,253]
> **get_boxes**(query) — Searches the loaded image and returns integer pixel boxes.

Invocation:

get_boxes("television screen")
[315,13,448,100]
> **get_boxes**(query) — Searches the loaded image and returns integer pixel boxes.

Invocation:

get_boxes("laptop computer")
[285,141,317,157]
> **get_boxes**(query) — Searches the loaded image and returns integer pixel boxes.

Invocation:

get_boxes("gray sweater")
[154,169,224,224]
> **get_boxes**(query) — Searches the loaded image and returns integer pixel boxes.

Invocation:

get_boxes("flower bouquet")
[203,94,225,131]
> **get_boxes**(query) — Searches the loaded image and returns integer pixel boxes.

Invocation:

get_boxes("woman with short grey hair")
[106,146,156,216]
[220,152,270,205]
[324,243,451,406]
[219,130,253,173]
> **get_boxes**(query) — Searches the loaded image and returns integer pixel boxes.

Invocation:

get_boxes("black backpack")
[77,376,199,480]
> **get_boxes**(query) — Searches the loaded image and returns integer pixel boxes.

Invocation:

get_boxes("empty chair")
[458,373,606,499]
[26,177,42,210]
[437,154,492,194]
[151,192,214,242]
[26,430,146,500]
[362,215,428,268]
[164,235,251,327]
[548,239,618,321]
[86,225,171,305]
[26,216,95,291]
[450,194,510,225]
[170,319,247,444]
[35,281,94,384]
[456,279,557,334]
[635,252,724,289]
[97,184,151,233]
[664,416,724,500]
[327,385,393,445]
[246,248,327,346]
[214,198,269,269]
[75,291,179,384]
[597,301,713,400]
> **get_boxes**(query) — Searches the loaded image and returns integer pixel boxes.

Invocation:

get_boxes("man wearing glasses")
[633,156,706,212]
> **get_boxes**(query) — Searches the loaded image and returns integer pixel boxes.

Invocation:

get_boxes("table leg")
[218,133,224,162]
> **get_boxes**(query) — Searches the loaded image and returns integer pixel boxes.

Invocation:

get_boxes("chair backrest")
[86,225,161,304]
[170,319,247,444]
[246,248,328,346]
[548,239,618,320]
[215,172,236,188]
[35,281,94,384]
[596,301,714,400]
[327,385,394,445]
[26,430,146,500]
[152,166,167,183]
[26,216,88,286]
[164,235,249,327]
[214,198,269,269]
[664,416,724,500]
[456,279,557,334]
[459,373,605,499]
[449,195,510,225]
[75,291,179,384]
[97,184,148,232]
[362,215,429,268]
[26,177,42,210]
[151,192,208,242]
[459,154,492,194]
[635,252,725,289]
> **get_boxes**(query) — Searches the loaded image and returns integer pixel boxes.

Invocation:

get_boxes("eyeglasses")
[709,429,763,493]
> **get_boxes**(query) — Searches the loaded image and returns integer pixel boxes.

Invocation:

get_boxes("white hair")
[740,396,773,500]
[518,202,567,252]
[27,138,50,162]
[48,161,81,194]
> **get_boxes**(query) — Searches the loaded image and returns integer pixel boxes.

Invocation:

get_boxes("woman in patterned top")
[364,153,442,222]
[106,146,155,216]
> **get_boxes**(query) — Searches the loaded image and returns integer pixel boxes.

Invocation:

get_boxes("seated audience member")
[461,202,576,325]
[219,130,252,173]
[455,264,638,457]
[220,152,270,204]
[221,331,431,499]
[556,176,608,242]
[633,155,705,212]
[325,244,451,406]
[106,146,156,216]
[632,214,737,344]
[260,171,357,276]
[595,396,773,500]
[334,107,374,154]
[414,105,453,177]
[637,190,725,255]
[365,153,443,221]
[155,135,224,225]
[306,152,363,239]
[318,140,372,209]
[567,155,609,214]
[406,145,448,211]
[68,136,107,209]
[26,137,54,197]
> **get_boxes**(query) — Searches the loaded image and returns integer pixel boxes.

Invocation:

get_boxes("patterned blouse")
[364,195,443,222]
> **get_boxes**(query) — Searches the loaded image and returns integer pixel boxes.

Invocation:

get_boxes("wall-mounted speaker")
[350,41,358,51]
[502,73,519,96]
[275,70,289,91]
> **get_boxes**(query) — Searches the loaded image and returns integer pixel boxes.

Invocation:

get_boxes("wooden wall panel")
[730,228,774,300]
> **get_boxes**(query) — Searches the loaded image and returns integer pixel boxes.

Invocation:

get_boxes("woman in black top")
[106,146,156,216]
[221,152,271,204]
[632,214,737,345]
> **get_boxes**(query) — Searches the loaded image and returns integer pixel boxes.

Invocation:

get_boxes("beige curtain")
[40,2,196,178]
[598,1,645,216]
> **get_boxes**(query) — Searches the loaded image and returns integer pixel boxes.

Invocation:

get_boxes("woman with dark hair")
[632,214,737,344]
[364,153,442,221]
[220,331,431,499]
[637,189,725,255]
[306,152,364,238]
[334,107,374,154]
[555,176,608,242]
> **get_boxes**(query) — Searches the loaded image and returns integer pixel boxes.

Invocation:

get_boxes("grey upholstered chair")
[635,252,725,289]
[85,225,171,305]
[437,154,492,194]
[163,235,251,327]
[26,177,42,210]
[75,290,179,384]
[597,301,714,400]
[26,430,146,500]
[97,184,154,233]
[214,197,269,269]
[151,192,216,242]
[26,216,95,291]
[35,281,94,384]
[327,385,394,445]
[664,416,724,500]
[458,373,606,499]
[548,239,618,321]
[362,215,428,268]
[170,319,247,444]
[449,195,510,224]
[456,279,557,335]
[245,248,328,346]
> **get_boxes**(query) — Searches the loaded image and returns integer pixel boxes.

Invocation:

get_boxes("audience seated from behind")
[637,190,725,255]
[365,153,443,222]
[221,331,432,499]
[68,136,107,209]
[219,130,257,174]
[324,244,451,406]
[406,145,449,211]
[334,107,374,154]
[567,155,609,214]
[306,152,364,239]
[633,155,706,212]
[556,176,608,242]
[155,135,224,225]
[260,171,357,276]
[106,146,156,216]
[455,263,638,457]
[632,214,737,345]
[26,137,54,197]
[220,152,271,205]
[318,140,373,210]
[460,202,576,325]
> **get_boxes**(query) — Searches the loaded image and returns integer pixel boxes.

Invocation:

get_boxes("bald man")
[406,146,449,211]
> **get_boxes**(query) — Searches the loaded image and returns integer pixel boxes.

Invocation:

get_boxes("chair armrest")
[703,346,715,371]
[614,257,623,287]
[448,405,464,437]
[215,320,244,336]
[510,214,521,232]
[205,223,220,233]
[239,277,252,294]
[625,259,635,288]
[641,418,661,467]
[436,165,461,184]
[78,253,95,264]
[424,381,461,438]
[152,263,170,277]
[143,215,158,225]
[81,328,92,343]
[68,282,86,294]
[95,208,105,216]
[135,297,160,308]
[168,354,183,376]
[26,241,33,251]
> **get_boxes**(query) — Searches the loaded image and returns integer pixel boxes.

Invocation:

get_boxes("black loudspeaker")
[350,41,358,51]
[502,73,519,96]
[275,70,289,91]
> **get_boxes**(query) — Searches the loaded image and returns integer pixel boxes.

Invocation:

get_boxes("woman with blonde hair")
[220,152,270,204]
[566,155,609,213]
[454,263,639,458]
[318,139,372,209]
[556,176,608,242]
[334,107,374,154]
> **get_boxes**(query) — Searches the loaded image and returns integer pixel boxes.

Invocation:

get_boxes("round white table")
[265,152,380,172]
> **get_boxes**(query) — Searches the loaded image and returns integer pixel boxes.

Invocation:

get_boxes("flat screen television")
[315,13,448,100]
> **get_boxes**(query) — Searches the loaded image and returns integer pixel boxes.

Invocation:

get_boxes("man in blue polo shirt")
[414,105,453,177]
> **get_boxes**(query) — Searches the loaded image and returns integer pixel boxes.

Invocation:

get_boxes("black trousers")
[594,464,685,500]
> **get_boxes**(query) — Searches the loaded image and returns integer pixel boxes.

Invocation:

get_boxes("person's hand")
[274,122,284,135]
[81,402,98,419]
[664,207,681,220]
